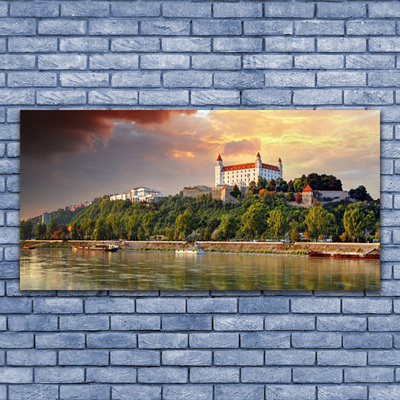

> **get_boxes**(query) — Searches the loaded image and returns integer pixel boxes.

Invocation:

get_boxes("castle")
[215,153,283,188]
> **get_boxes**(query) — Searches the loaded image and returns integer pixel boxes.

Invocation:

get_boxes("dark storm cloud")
[20,110,196,162]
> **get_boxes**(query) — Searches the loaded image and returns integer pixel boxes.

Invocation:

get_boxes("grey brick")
[265,37,314,52]
[112,2,160,17]
[265,385,316,400]
[141,54,189,70]
[213,3,262,18]
[89,89,138,105]
[193,55,241,70]
[292,333,341,349]
[85,298,135,313]
[318,38,366,53]
[214,350,263,366]
[8,315,57,331]
[162,38,210,53]
[112,385,161,400]
[86,367,136,383]
[265,72,315,88]
[87,332,137,349]
[60,385,110,400]
[37,90,86,105]
[189,333,238,348]
[191,90,240,106]
[111,350,159,366]
[163,385,212,400]
[36,333,85,349]
[89,19,138,35]
[35,367,84,383]
[138,367,187,383]
[60,72,109,88]
[265,315,315,331]
[38,54,87,70]
[162,350,211,366]
[370,38,400,53]
[317,3,366,19]
[0,367,32,383]
[242,367,291,383]
[244,21,292,36]
[293,367,342,383]
[0,333,33,348]
[295,55,344,69]
[163,71,211,88]
[369,2,400,18]
[239,297,288,313]
[215,384,264,400]
[345,367,393,383]
[34,298,82,314]
[264,2,314,18]
[241,332,290,349]
[292,298,341,313]
[347,55,395,69]
[346,89,393,105]
[214,315,263,331]
[111,315,160,330]
[90,54,138,70]
[141,21,189,36]
[317,316,366,331]
[243,89,291,105]
[343,333,392,349]
[60,315,109,331]
[369,316,400,331]
[369,350,400,366]
[0,55,35,70]
[60,38,108,53]
[214,38,262,53]
[193,20,241,36]
[7,349,56,366]
[295,20,344,36]
[139,333,187,349]
[318,385,367,400]
[162,315,211,331]
[9,37,57,53]
[0,19,36,36]
[112,37,160,52]
[318,350,366,366]
[265,350,315,365]
[9,385,58,400]
[318,71,366,87]
[11,2,59,17]
[163,2,210,18]
[347,20,395,36]
[62,2,110,17]
[343,299,391,314]
[190,367,239,383]
[139,90,188,106]
[59,350,109,366]
[39,19,86,35]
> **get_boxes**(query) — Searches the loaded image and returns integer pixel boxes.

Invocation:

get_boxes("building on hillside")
[215,153,282,188]
[301,184,350,206]
[110,187,163,203]
[182,185,238,203]
[42,211,51,225]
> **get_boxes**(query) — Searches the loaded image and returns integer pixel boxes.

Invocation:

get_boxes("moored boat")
[73,244,119,252]
[309,249,379,260]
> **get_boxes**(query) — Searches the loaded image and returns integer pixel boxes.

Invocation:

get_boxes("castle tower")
[215,154,223,186]
[278,157,283,179]
[255,152,262,181]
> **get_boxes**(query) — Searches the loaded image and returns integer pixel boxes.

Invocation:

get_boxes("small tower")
[255,152,262,181]
[215,154,223,186]
[278,157,283,179]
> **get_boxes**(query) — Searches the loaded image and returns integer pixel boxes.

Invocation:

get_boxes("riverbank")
[20,240,379,256]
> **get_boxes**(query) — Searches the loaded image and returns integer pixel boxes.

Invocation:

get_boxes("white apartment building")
[110,187,163,203]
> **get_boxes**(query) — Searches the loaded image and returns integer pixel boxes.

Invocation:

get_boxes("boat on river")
[73,244,119,252]
[309,248,379,260]
[176,244,205,255]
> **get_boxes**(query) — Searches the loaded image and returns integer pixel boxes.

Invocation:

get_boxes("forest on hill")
[21,173,380,243]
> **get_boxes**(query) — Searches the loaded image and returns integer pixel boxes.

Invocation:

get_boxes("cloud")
[223,138,261,157]
[20,110,197,162]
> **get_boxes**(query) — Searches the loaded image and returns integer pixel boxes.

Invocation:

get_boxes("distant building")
[42,212,51,225]
[215,153,282,188]
[110,187,163,203]
[301,184,350,206]
[182,185,238,203]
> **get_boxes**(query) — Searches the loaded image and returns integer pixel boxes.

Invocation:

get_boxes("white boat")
[176,247,205,255]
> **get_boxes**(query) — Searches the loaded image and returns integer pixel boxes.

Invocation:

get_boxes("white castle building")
[110,187,163,203]
[215,153,283,188]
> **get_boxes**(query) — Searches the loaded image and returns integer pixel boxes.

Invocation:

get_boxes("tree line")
[21,177,380,243]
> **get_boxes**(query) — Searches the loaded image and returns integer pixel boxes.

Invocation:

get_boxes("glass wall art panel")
[20,110,380,290]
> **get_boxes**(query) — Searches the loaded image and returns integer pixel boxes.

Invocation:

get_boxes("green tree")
[127,216,140,240]
[20,220,33,240]
[94,218,107,241]
[241,203,267,239]
[349,185,373,202]
[48,220,57,235]
[70,222,78,240]
[81,218,94,239]
[286,192,295,202]
[230,184,241,199]
[219,215,237,240]
[143,214,155,238]
[267,209,287,240]
[293,178,304,193]
[289,224,300,243]
[269,179,276,192]
[175,211,193,240]
[305,206,335,240]
[343,206,365,242]
[35,223,47,240]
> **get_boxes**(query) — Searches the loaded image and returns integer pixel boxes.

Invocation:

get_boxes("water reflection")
[20,249,380,291]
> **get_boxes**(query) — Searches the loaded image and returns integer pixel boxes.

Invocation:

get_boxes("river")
[20,248,380,291]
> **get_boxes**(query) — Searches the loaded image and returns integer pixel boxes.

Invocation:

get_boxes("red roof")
[278,158,281,162]
[217,154,222,161]
[256,152,261,157]
[222,163,279,172]
[303,184,313,192]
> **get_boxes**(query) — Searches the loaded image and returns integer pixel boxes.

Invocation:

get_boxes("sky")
[20,109,380,220]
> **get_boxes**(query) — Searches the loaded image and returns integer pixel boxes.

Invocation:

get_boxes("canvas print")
[20,110,380,291]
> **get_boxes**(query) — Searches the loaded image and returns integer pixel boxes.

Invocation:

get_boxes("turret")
[278,157,283,178]
[255,152,262,181]
[215,154,223,186]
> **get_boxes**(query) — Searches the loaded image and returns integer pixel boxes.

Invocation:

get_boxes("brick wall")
[1,1,399,399]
